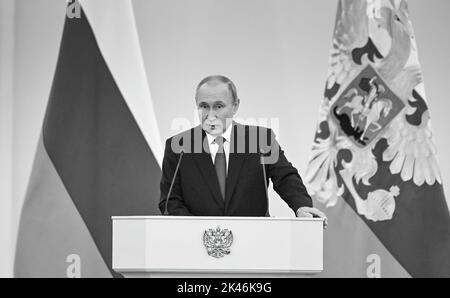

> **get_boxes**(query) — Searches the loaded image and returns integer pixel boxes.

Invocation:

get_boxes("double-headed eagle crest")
[306,0,442,222]
[203,226,233,258]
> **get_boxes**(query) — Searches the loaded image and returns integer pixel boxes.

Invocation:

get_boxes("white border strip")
[0,0,15,278]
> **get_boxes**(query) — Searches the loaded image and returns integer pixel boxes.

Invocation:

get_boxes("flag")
[14,0,163,277]
[306,0,450,277]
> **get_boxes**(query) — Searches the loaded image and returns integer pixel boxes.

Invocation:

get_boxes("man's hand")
[296,207,328,229]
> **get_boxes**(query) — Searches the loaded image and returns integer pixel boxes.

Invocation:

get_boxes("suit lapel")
[192,128,225,206]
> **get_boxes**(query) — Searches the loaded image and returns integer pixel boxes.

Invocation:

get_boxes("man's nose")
[206,109,216,120]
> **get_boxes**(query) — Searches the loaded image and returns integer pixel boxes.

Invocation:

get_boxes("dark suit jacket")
[159,122,312,216]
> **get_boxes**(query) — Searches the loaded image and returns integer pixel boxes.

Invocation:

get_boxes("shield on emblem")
[330,65,405,147]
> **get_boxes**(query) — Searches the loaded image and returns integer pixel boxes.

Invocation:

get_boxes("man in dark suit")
[159,75,327,226]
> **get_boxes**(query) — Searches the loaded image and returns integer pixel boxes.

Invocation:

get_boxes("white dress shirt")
[205,124,232,174]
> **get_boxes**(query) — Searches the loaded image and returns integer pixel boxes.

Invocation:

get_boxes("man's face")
[196,82,239,136]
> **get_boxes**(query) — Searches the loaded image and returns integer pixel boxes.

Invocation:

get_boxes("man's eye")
[216,105,223,109]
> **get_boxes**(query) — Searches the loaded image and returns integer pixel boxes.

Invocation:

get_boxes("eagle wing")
[382,109,441,186]
[327,0,369,92]
[223,231,233,248]
[203,232,214,248]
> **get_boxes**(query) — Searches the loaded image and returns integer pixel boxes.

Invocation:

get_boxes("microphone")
[260,149,270,217]
[163,150,185,215]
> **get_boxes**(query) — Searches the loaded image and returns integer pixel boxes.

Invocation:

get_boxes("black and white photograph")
[1,0,449,281]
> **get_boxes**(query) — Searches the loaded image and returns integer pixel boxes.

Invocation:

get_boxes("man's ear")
[233,98,240,114]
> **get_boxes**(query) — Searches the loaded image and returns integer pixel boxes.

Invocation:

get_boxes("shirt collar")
[206,123,233,145]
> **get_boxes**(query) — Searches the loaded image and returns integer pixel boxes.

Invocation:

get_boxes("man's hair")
[195,75,238,105]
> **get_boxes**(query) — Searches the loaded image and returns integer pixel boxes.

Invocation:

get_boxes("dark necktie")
[214,136,226,200]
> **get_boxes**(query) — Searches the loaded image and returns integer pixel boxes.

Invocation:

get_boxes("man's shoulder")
[165,125,202,143]
[234,123,275,144]
[233,122,273,134]
[164,125,205,154]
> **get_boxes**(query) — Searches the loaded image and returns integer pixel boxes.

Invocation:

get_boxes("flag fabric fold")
[15,0,162,277]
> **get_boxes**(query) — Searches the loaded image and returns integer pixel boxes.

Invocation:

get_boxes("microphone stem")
[261,153,270,216]
[164,151,184,215]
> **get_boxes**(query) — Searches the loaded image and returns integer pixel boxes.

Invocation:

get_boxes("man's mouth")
[207,123,220,129]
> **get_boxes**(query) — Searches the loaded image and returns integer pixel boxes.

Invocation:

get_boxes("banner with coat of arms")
[306,0,450,277]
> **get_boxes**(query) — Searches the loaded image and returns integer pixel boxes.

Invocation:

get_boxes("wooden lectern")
[112,216,323,278]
